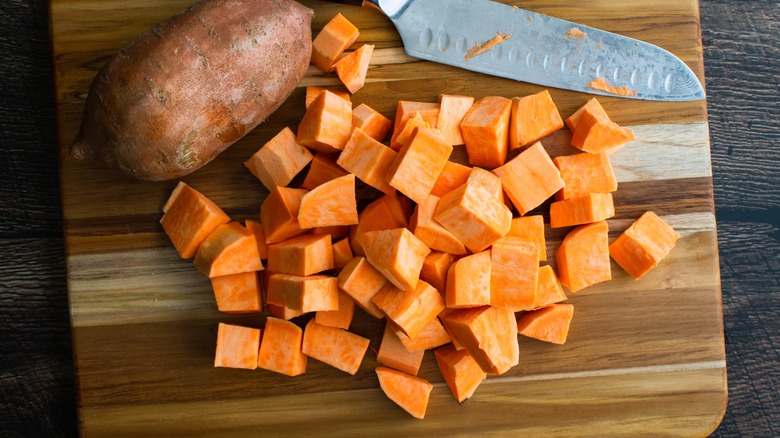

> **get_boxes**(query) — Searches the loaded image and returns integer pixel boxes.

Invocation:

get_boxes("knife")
[334,0,705,101]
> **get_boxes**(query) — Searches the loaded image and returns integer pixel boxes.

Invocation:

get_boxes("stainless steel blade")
[368,0,705,101]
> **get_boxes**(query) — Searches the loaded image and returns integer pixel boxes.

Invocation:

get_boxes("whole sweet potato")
[70,0,314,181]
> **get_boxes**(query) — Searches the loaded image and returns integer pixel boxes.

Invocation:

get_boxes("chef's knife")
[334,0,705,101]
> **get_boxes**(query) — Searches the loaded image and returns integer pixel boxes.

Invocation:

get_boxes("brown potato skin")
[70,0,314,181]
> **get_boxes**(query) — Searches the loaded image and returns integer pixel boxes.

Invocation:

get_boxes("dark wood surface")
[0,0,776,436]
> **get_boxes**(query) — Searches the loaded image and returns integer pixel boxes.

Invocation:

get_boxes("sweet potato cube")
[390,101,440,150]
[385,128,453,204]
[377,321,425,376]
[311,13,359,72]
[437,94,474,146]
[302,320,369,375]
[211,271,262,314]
[434,180,512,253]
[305,86,350,109]
[335,44,374,94]
[446,250,491,309]
[565,97,609,132]
[266,274,339,313]
[438,308,466,351]
[571,109,636,153]
[431,160,473,197]
[468,166,507,206]
[260,186,309,244]
[245,220,269,260]
[349,192,409,256]
[371,280,445,339]
[315,291,355,329]
[444,306,520,375]
[362,228,431,291]
[331,237,354,271]
[493,141,564,215]
[411,195,467,256]
[376,366,433,419]
[301,152,349,191]
[312,225,350,240]
[491,237,539,311]
[214,323,261,370]
[392,111,436,152]
[609,211,680,279]
[161,182,230,259]
[267,233,334,276]
[352,103,392,142]
[337,128,397,195]
[550,192,615,228]
[434,344,486,403]
[517,303,574,345]
[297,90,353,153]
[509,90,564,150]
[257,317,306,376]
[337,256,388,318]
[460,96,512,168]
[395,317,451,351]
[266,303,304,321]
[504,215,547,261]
[553,152,617,201]
[534,265,568,309]
[194,222,263,278]
[419,251,456,296]
[244,127,313,190]
[298,174,358,229]
[556,221,611,292]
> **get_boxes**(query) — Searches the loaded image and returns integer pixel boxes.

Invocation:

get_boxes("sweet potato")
[244,127,313,191]
[214,323,261,370]
[69,0,313,181]
[161,182,230,259]
[337,256,388,319]
[371,280,445,340]
[377,321,425,376]
[492,141,564,216]
[257,317,307,376]
[444,306,520,375]
[302,320,369,375]
[376,366,433,419]
[394,317,451,352]
[434,344,486,403]
[609,211,680,279]
[556,221,612,292]
[517,303,574,345]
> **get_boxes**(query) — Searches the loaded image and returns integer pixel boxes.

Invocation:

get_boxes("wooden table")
[1,0,777,436]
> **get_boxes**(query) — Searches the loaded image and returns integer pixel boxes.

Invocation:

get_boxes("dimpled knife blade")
[365,0,705,101]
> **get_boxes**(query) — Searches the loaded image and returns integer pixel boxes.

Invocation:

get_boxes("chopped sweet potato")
[460,96,512,168]
[257,317,307,376]
[504,215,547,261]
[297,90,353,153]
[509,90,564,150]
[431,160,473,197]
[420,251,456,296]
[571,109,635,153]
[444,306,520,375]
[434,179,512,253]
[410,195,467,256]
[214,323,261,370]
[349,192,409,256]
[265,274,339,313]
[352,103,392,142]
[553,151,618,201]
[337,127,397,195]
[315,291,355,329]
[260,186,309,244]
[311,13,359,72]
[549,193,616,228]
[337,256,388,319]
[361,227,431,291]
[555,221,611,292]
[305,86,350,109]
[517,303,574,344]
[302,320,369,375]
[267,233,334,276]
[434,344,486,403]
[376,366,433,419]
[392,111,434,152]
[371,280,445,339]
[377,321,425,376]
[211,271,263,314]
[193,222,264,278]
[301,152,349,191]
[446,250,492,309]
[244,127,313,190]
[565,97,609,133]
[331,236,354,271]
[492,141,564,216]
[390,101,440,150]
[386,127,453,204]
[298,174,359,228]
[490,237,539,311]
[245,220,269,260]
[437,94,474,146]
[335,44,374,93]
[534,265,568,309]
[609,211,680,279]
[395,317,451,351]
[161,182,230,259]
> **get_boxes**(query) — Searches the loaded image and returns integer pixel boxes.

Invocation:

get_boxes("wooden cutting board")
[50,0,726,435]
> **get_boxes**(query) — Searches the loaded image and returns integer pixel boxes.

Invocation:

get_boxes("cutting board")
[50,0,726,435]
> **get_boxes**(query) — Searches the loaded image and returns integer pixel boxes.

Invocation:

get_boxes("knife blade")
[341,0,705,101]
